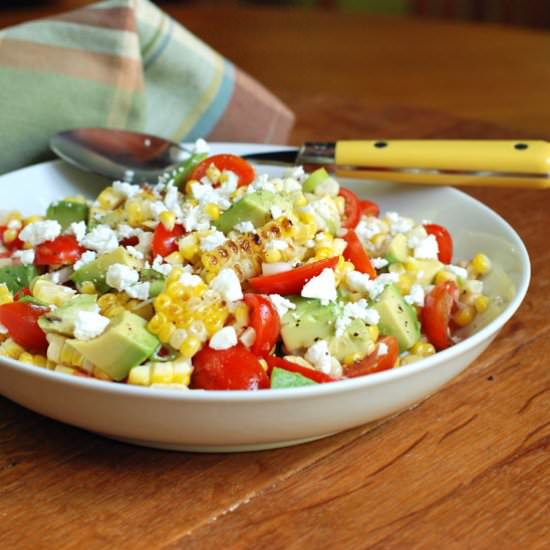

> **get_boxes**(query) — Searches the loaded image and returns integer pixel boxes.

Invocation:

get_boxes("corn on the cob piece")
[0,338,25,359]
[127,358,193,387]
[31,279,76,306]
[97,292,153,320]
[96,186,125,210]
[46,333,94,372]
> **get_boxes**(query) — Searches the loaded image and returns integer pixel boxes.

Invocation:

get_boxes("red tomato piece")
[422,280,459,351]
[0,302,49,354]
[343,229,376,278]
[243,294,280,356]
[189,154,255,187]
[424,223,453,264]
[120,236,139,247]
[151,224,184,258]
[0,225,23,251]
[339,187,361,229]
[34,235,85,266]
[14,288,31,300]
[360,199,380,217]
[248,256,339,295]
[264,355,336,383]
[344,336,399,378]
[190,344,269,390]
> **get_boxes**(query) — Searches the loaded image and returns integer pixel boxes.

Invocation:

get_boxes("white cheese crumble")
[346,270,399,300]
[136,230,153,256]
[267,294,296,319]
[265,239,288,251]
[19,220,61,246]
[73,310,110,341]
[377,342,389,356]
[286,165,306,181]
[192,138,210,154]
[73,250,96,270]
[404,284,425,307]
[234,221,256,234]
[305,340,333,374]
[355,217,387,241]
[48,266,73,284]
[125,282,150,300]
[200,230,227,252]
[261,262,293,276]
[301,268,337,304]
[386,211,414,234]
[149,201,167,219]
[116,224,138,241]
[105,263,139,291]
[447,264,468,280]
[313,177,339,197]
[12,249,35,265]
[335,299,380,337]
[371,257,389,269]
[413,234,439,260]
[7,219,22,230]
[210,268,243,302]
[181,204,211,232]
[151,255,173,277]
[209,326,237,350]
[270,205,283,219]
[180,272,203,287]
[68,221,87,243]
[113,180,140,199]
[81,224,118,254]
[126,246,144,260]
[0,322,8,335]
[239,326,256,348]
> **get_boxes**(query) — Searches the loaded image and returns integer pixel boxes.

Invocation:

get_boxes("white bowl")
[0,145,530,452]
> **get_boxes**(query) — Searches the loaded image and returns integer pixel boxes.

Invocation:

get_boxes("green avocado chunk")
[413,259,443,286]
[140,268,165,298]
[38,294,98,336]
[329,318,373,362]
[68,311,159,381]
[0,264,38,293]
[70,247,141,293]
[385,233,409,264]
[271,367,318,388]
[215,190,277,234]
[373,284,420,352]
[302,167,330,193]
[47,200,89,231]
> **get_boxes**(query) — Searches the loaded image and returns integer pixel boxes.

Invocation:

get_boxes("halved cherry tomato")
[151,224,184,258]
[190,344,269,390]
[0,301,49,354]
[14,288,31,300]
[0,225,23,251]
[360,199,380,217]
[189,154,255,187]
[422,280,458,351]
[34,235,85,266]
[339,187,361,229]
[243,294,280,356]
[343,229,376,278]
[248,256,339,295]
[344,336,399,378]
[424,223,453,264]
[264,355,336,384]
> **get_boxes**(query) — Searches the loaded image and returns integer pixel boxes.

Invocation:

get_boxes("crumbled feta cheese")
[282,178,303,192]
[377,342,389,356]
[261,262,293,276]
[365,273,400,300]
[151,255,173,276]
[447,264,468,280]
[210,268,243,302]
[73,310,110,341]
[413,234,439,260]
[192,138,210,154]
[164,184,180,212]
[105,263,139,291]
[116,224,138,241]
[209,326,237,350]
[113,180,140,199]
[81,224,118,254]
[305,340,333,374]
[239,326,256,348]
[49,266,73,284]
[68,221,86,243]
[12,249,35,265]
[301,268,337,304]
[406,225,429,248]
[234,221,256,234]
[0,322,8,335]
[125,282,150,300]
[270,205,283,219]
[180,272,203,287]
[19,220,61,246]
[371,257,388,269]
[346,270,398,300]
[355,217,387,242]
[268,294,296,318]
[200,230,227,252]
[386,212,414,234]
[313,177,339,197]
[345,270,372,293]
[73,250,96,270]
[136,230,153,256]
[287,165,306,181]
[404,284,425,307]
[181,204,211,232]
[301,197,340,233]
[126,246,144,260]
[149,201,168,219]
[335,299,380,337]
[265,239,288,251]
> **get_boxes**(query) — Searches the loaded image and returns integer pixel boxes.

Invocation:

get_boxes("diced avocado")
[373,284,420,352]
[215,190,277,234]
[68,311,159,381]
[0,264,38,293]
[46,200,89,231]
[140,268,165,298]
[172,153,209,188]
[385,233,409,263]
[38,294,98,336]
[281,297,337,353]
[414,259,444,285]
[329,318,373,363]
[88,207,125,230]
[271,367,318,388]
[70,246,141,293]
[303,167,330,193]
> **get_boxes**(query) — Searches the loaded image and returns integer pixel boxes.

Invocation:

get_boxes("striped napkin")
[0,0,295,175]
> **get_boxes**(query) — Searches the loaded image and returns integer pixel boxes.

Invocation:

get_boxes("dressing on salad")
[0,142,496,390]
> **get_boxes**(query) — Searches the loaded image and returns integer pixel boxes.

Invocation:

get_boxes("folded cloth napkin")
[0,0,295,175]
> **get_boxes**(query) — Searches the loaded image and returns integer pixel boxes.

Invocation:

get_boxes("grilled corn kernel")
[18,352,34,365]
[315,247,334,260]
[165,251,183,265]
[343,352,363,365]
[179,235,200,261]
[295,194,307,207]
[264,249,282,263]
[368,325,379,342]
[401,354,422,365]
[2,229,18,244]
[404,258,419,274]
[411,341,436,357]
[173,361,192,385]
[158,322,176,343]
[55,365,78,375]
[474,295,489,313]
[32,279,76,306]
[80,281,96,294]
[97,187,123,210]
[397,274,413,295]
[298,210,316,225]
[471,253,492,275]
[126,200,145,226]
[6,210,22,222]
[128,365,151,386]
[435,270,457,285]
[372,233,388,249]
[185,179,199,195]
[159,211,176,231]
[180,335,202,358]
[167,267,184,284]
[205,203,220,221]
[0,284,13,305]
[453,305,475,327]
[151,363,174,384]
[154,294,172,311]
[206,164,221,184]
[24,215,42,225]
[33,355,48,368]
[0,339,24,359]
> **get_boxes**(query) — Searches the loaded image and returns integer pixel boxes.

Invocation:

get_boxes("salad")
[0,141,494,390]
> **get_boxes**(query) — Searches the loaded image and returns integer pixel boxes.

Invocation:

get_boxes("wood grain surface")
[1,4,550,549]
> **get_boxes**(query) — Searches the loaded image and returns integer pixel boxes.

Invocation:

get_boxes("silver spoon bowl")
[50,128,192,183]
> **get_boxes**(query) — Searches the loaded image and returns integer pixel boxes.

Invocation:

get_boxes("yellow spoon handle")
[334,140,550,189]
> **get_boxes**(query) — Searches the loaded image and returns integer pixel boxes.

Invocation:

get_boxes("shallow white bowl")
[0,144,530,452]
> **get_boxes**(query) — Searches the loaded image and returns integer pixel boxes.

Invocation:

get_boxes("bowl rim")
[0,158,531,404]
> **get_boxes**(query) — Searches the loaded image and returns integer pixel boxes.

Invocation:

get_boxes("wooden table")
[2,5,550,549]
